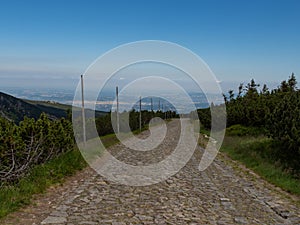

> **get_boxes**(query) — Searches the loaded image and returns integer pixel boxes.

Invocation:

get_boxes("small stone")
[234,217,247,224]
[50,211,68,217]
[279,210,290,219]
[111,222,126,225]
[166,179,174,184]
[78,222,98,225]
[41,216,67,224]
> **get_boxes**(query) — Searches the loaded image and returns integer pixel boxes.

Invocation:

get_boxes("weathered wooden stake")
[139,96,142,132]
[116,86,119,134]
[81,75,86,145]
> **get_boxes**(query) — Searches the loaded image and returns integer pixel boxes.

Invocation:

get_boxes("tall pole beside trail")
[158,99,160,111]
[116,86,119,134]
[81,75,86,145]
[165,106,167,120]
[150,97,153,119]
[139,96,142,132]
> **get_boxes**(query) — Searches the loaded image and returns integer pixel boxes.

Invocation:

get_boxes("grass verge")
[0,147,86,218]
[0,124,152,219]
[221,132,300,196]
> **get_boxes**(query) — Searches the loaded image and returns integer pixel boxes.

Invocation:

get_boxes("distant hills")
[0,91,107,123]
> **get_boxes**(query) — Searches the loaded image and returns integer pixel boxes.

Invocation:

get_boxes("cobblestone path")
[2,119,300,225]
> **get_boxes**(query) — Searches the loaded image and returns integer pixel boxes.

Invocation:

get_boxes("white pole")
[139,96,142,132]
[165,105,167,120]
[116,86,119,134]
[81,75,86,145]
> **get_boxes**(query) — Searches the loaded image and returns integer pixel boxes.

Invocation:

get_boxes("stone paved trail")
[2,119,300,225]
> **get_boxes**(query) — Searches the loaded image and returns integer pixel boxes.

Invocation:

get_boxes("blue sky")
[1,0,300,91]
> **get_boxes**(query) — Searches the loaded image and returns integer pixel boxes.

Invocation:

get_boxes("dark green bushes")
[0,113,74,183]
[198,73,300,173]
[266,90,300,171]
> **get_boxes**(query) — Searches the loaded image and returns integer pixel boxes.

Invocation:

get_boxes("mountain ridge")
[0,91,45,123]
[0,91,107,123]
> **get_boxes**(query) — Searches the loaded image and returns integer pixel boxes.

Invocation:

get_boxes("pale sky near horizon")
[1,0,300,93]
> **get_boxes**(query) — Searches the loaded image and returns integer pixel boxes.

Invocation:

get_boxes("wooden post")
[139,96,142,132]
[165,106,167,120]
[116,86,119,134]
[81,75,86,145]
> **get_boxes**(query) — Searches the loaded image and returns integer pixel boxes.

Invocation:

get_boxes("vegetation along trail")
[2,119,300,224]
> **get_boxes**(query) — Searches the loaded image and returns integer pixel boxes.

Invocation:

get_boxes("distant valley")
[0,87,216,114]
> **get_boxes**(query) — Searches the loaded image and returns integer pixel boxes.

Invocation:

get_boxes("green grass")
[221,131,300,195]
[0,147,86,218]
[0,124,152,219]
[225,124,265,137]
[199,123,210,136]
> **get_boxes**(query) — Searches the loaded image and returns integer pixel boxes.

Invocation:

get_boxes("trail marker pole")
[81,75,86,145]
[139,96,142,132]
[165,106,167,120]
[116,86,119,134]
